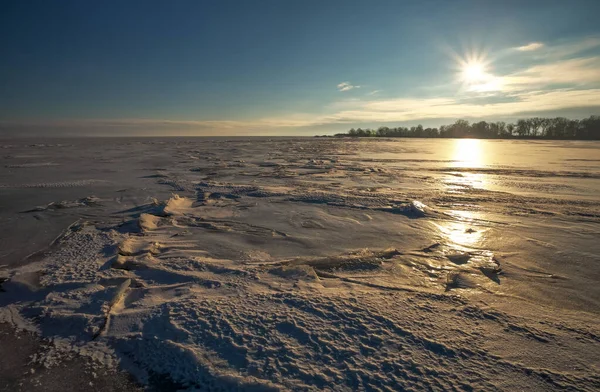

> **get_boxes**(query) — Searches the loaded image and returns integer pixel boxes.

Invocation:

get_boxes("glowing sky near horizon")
[1,0,600,136]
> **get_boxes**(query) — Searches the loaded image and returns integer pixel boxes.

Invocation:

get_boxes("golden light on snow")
[442,139,487,192]
[433,216,483,247]
[453,138,483,168]
[436,140,489,247]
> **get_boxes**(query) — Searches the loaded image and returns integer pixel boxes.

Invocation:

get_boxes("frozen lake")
[1,137,599,390]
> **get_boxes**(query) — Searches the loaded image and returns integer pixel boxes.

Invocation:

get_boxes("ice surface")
[1,137,599,390]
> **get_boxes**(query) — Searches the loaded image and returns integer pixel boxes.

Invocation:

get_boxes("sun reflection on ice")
[439,140,490,247]
[447,138,487,189]
[453,139,483,168]
[433,210,484,248]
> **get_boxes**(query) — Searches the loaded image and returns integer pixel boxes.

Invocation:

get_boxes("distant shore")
[318,115,600,140]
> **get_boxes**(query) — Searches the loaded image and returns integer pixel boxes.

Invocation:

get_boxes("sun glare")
[448,138,487,188]
[448,48,503,92]
[462,62,486,82]
[454,138,482,166]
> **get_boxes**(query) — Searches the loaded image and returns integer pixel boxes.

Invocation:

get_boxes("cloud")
[4,37,600,136]
[253,88,600,127]
[463,56,600,94]
[517,42,544,51]
[0,118,267,136]
[541,36,600,59]
[0,115,340,136]
[464,37,600,94]
[3,87,600,136]
[502,57,600,90]
[323,89,600,123]
[337,81,360,92]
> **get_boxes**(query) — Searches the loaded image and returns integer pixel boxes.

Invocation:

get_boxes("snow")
[1,137,599,390]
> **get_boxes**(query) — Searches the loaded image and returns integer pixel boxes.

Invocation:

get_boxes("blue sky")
[1,0,600,135]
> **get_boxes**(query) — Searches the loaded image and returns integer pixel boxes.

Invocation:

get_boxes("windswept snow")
[1,137,599,390]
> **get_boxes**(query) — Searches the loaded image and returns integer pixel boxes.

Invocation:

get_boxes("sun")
[462,62,486,82]
[447,47,503,92]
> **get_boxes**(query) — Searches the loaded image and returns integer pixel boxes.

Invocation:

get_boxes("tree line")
[334,116,600,139]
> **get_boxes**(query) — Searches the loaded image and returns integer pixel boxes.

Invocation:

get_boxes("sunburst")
[446,46,501,92]
[462,62,486,83]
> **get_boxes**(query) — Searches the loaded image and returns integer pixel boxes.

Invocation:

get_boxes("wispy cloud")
[516,42,544,51]
[0,119,263,136]
[463,56,600,94]
[542,36,600,59]
[4,37,600,136]
[337,81,360,92]
[318,89,600,123]
[502,57,600,90]
[465,37,600,94]
[3,87,600,136]
[250,88,600,127]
